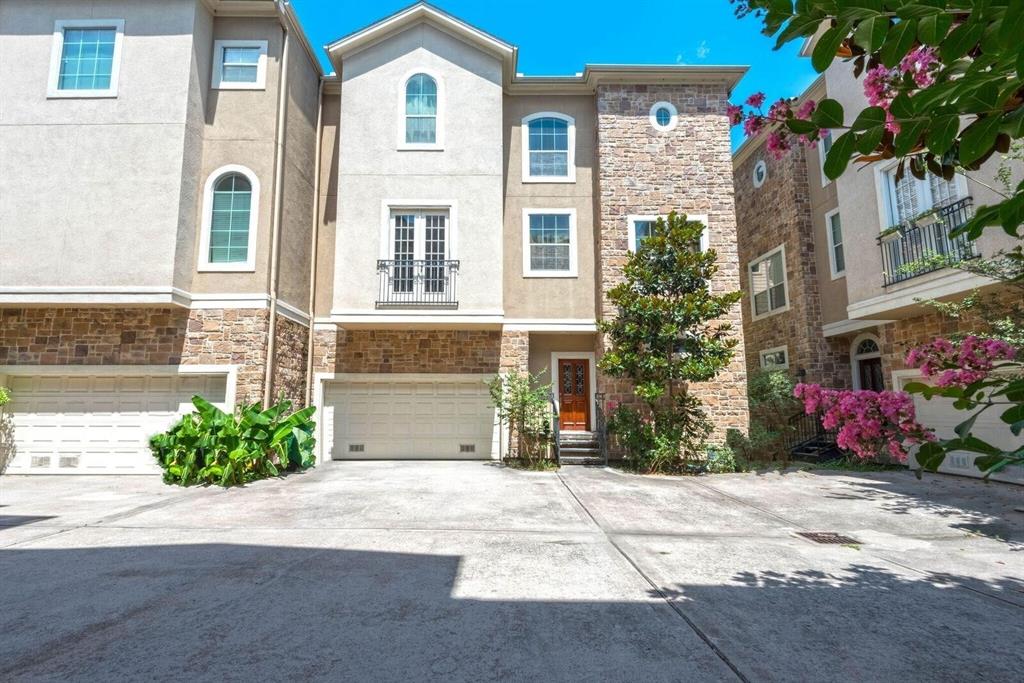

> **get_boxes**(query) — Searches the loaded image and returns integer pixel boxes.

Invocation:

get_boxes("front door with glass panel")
[558,359,590,431]
[388,209,449,299]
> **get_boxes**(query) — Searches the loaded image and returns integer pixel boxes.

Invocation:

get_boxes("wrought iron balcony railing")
[878,196,977,286]
[376,259,459,308]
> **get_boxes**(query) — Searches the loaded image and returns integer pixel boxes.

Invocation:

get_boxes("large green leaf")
[914,442,946,472]
[1001,404,1024,436]
[823,130,857,180]
[853,15,889,52]
[941,20,984,62]
[926,114,960,155]
[958,115,1003,166]
[811,98,845,128]
[880,19,918,68]
[850,106,886,131]
[918,12,953,45]
[812,23,850,72]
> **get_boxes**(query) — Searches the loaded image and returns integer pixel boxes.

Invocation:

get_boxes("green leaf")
[853,15,889,52]
[880,19,917,68]
[896,4,942,20]
[811,98,844,128]
[999,2,1024,48]
[926,114,960,155]
[894,118,929,156]
[941,20,984,62]
[823,131,856,180]
[954,412,981,439]
[1001,404,1024,435]
[812,23,850,73]
[915,442,946,471]
[856,125,885,154]
[902,381,931,394]
[850,106,887,132]
[786,118,819,135]
[958,115,1002,166]
[918,12,953,45]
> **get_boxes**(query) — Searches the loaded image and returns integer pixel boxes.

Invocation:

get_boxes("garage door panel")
[5,372,229,474]
[326,376,494,460]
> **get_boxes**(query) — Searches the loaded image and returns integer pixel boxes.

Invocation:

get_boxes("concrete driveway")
[1,463,1021,682]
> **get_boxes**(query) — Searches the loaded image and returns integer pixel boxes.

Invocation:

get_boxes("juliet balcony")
[376,259,460,308]
[878,197,977,287]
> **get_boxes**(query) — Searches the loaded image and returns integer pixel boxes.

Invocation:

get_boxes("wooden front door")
[558,359,590,431]
[858,357,885,392]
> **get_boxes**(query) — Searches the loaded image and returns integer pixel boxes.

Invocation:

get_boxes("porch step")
[559,453,605,466]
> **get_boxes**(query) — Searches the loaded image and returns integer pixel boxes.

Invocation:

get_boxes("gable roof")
[324,1,746,94]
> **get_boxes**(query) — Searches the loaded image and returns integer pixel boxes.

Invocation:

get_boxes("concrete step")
[559,454,605,466]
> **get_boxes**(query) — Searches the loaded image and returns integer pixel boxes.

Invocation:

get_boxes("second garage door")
[324,376,495,460]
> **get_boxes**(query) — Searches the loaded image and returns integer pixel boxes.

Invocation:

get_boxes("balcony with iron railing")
[878,196,977,287]
[376,259,460,308]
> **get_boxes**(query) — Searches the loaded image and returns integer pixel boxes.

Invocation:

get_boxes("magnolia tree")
[732,0,1024,476]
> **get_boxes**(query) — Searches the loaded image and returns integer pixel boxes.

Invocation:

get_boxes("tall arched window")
[522,112,576,182]
[405,73,437,144]
[198,165,260,271]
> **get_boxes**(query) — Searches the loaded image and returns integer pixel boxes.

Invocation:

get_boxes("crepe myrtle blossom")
[899,46,940,89]
[794,383,934,461]
[906,336,1018,388]
[729,92,822,159]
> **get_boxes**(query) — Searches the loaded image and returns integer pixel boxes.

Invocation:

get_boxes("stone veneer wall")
[270,316,309,407]
[595,83,749,441]
[0,307,270,404]
[733,140,851,390]
[498,329,530,373]
[311,328,502,375]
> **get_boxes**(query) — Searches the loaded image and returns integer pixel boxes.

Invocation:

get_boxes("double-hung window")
[198,165,260,272]
[748,245,789,319]
[47,20,125,98]
[818,130,833,186]
[881,165,963,229]
[759,346,789,370]
[212,40,268,90]
[522,113,575,182]
[627,214,710,253]
[825,209,845,278]
[522,209,577,277]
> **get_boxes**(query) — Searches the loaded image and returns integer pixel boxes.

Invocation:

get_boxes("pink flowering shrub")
[906,336,1018,388]
[793,384,933,462]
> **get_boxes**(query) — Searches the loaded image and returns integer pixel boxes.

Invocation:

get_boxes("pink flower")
[906,336,1019,388]
[726,103,744,126]
[766,130,791,159]
[795,99,816,120]
[742,113,765,137]
[767,98,791,120]
[900,46,939,88]
[745,92,766,108]
[864,65,898,109]
[885,111,900,135]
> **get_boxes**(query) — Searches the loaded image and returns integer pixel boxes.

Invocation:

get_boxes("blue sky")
[290,0,818,150]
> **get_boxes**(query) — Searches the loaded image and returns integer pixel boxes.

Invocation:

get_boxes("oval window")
[753,160,768,188]
[649,101,677,132]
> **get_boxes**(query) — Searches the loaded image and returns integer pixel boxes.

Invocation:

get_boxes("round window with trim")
[752,159,768,188]
[649,101,678,132]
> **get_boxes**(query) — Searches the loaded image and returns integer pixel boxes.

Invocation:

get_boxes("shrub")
[704,444,739,473]
[607,394,713,473]
[727,370,800,465]
[150,396,316,487]
[487,371,553,466]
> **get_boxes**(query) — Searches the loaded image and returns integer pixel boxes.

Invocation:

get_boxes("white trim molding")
[846,270,994,320]
[758,345,789,370]
[550,351,598,432]
[648,101,678,132]
[197,164,261,272]
[626,213,709,253]
[47,19,125,99]
[748,243,790,321]
[821,318,891,338]
[397,68,445,151]
[521,208,578,278]
[211,39,269,90]
[0,364,238,410]
[521,111,576,183]
[824,207,845,280]
[502,319,597,332]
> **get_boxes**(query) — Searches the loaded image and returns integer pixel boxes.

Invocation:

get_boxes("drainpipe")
[262,8,291,407]
[304,77,325,406]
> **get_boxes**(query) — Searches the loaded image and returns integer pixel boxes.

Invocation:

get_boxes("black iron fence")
[376,259,459,308]
[784,411,837,452]
[878,197,976,286]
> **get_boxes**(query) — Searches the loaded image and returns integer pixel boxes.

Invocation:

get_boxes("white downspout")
[262,11,290,407]
[304,78,325,405]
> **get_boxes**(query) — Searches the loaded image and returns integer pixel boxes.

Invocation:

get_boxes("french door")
[389,209,449,293]
[557,359,590,431]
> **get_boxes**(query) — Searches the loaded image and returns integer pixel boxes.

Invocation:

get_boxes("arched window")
[405,73,437,144]
[851,333,884,391]
[198,165,260,272]
[522,112,576,182]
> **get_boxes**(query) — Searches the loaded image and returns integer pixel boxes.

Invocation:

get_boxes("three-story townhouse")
[1,1,749,473]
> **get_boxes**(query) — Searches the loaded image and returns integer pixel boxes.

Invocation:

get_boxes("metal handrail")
[784,411,836,452]
[549,391,560,465]
[878,197,976,286]
[376,259,459,308]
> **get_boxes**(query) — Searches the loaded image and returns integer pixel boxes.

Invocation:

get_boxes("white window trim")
[626,213,709,253]
[818,131,833,187]
[748,243,790,321]
[521,112,576,183]
[850,333,882,390]
[759,345,789,370]
[378,199,458,260]
[752,159,768,188]
[550,351,598,432]
[824,207,845,280]
[649,101,678,132]
[47,19,125,98]
[197,164,260,272]
[211,39,268,90]
[872,160,970,231]
[397,68,445,151]
[522,208,578,278]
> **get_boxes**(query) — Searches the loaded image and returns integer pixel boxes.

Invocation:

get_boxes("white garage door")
[898,374,1024,485]
[324,376,495,460]
[3,372,228,474]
